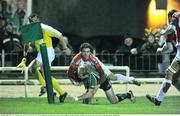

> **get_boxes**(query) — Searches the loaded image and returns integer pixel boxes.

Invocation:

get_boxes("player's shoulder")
[89,54,100,64]
[72,53,82,61]
[41,23,57,31]
[89,53,98,59]
[173,12,180,16]
[41,23,62,36]
[41,23,52,29]
[172,12,180,19]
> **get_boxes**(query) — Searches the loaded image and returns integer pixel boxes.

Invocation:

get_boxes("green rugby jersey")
[83,64,108,89]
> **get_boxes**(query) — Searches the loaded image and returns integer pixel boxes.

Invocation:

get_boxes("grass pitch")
[0,96,179,114]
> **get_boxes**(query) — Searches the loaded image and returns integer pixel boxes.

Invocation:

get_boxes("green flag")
[21,22,43,43]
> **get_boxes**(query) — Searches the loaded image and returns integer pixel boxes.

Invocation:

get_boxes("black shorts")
[100,79,112,91]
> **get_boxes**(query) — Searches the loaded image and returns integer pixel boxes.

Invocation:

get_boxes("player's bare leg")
[146,58,179,106]
[105,88,136,104]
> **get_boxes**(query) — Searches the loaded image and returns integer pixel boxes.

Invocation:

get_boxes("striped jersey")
[82,64,108,89]
[68,52,106,84]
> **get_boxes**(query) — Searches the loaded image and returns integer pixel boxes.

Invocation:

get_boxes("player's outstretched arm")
[157,42,173,53]
[73,85,100,101]
[17,58,26,73]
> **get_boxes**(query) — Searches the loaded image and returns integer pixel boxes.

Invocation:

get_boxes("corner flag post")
[22,22,54,104]
[39,42,54,104]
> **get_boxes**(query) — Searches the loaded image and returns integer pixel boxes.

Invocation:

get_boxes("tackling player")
[67,42,138,104]
[146,9,180,106]
[68,42,141,86]
[73,64,136,104]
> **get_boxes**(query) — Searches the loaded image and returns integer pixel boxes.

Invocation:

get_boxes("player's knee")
[111,100,118,104]
[109,99,118,104]
[165,69,174,80]
[35,60,42,67]
[105,87,119,104]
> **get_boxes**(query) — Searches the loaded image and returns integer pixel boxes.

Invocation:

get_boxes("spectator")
[2,23,22,52]
[15,0,26,25]
[52,36,74,66]
[140,29,160,71]
[115,37,140,69]
[118,37,138,55]
[0,0,12,23]
[13,0,26,32]
[0,15,6,51]
[140,34,159,54]
[2,22,22,66]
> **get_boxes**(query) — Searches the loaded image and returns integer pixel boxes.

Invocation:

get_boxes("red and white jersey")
[165,12,180,60]
[67,52,106,84]
[166,32,176,42]
[172,12,180,60]
[171,12,180,43]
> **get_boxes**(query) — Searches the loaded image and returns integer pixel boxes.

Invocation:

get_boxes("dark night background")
[33,0,150,53]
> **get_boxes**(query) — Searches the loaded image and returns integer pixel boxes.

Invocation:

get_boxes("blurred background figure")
[140,34,159,54]
[52,36,74,66]
[2,22,22,66]
[118,37,139,55]
[0,0,12,22]
[138,28,159,71]
[115,37,141,69]
[14,0,26,26]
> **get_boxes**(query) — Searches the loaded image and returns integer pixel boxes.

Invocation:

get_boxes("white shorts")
[36,47,55,66]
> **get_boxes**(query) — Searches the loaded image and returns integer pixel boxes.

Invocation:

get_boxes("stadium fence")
[0,50,175,72]
[0,59,130,97]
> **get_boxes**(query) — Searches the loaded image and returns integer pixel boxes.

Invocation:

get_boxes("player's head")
[80,42,93,60]
[168,9,177,23]
[28,13,41,23]
[80,42,93,52]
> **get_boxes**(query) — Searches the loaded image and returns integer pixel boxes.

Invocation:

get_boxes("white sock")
[115,74,134,82]
[156,79,172,101]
